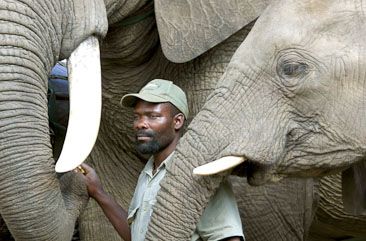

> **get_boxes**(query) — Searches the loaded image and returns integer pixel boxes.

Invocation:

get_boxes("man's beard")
[136,141,161,154]
[135,130,161,154]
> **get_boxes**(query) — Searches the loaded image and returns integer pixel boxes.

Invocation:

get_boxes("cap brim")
[120,93,169,107]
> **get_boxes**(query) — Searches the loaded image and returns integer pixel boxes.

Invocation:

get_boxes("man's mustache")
[136,130,155,138]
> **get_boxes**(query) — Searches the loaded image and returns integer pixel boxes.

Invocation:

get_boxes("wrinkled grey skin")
[0,0,275,240]
[0,0,106,240]
[149,0,366,240]
[1,0,364,241]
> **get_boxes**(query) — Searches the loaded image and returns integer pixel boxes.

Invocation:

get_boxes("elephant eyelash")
[281,62,309,77]
[276,61,309,90]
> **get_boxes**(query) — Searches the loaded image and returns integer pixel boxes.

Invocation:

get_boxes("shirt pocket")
[127,207,139,225]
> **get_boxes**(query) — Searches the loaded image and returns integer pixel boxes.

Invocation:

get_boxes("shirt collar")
[143,151,175,178]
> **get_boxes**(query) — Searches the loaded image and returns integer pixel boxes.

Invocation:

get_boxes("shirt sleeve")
[193,179,245,241]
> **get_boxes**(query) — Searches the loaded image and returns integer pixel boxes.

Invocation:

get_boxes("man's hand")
[74,163,131,241]
[75,163,105,199]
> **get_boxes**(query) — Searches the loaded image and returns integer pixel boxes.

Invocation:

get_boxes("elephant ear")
[155,0,271,63]
[341,160,366,215]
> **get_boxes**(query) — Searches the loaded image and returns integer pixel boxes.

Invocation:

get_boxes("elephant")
[145,0,366,241]
[0,0,364,241]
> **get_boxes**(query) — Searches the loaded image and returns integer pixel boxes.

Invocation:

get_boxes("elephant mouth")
[240,160,278,185]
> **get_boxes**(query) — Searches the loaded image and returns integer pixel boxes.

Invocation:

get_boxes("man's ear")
[154,0,271,63]
[174,113,185,131]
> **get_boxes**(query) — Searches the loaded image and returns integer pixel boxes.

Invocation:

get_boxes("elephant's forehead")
[249,0,366,53]
[280,0,364,34]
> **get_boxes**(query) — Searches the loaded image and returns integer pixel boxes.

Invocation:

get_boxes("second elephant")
[148,0,366,240]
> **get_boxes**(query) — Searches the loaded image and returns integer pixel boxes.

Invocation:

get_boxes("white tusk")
[193,156,246,176]
[55,36,101,173]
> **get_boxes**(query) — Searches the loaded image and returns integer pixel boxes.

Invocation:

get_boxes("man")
[79,79,244,241]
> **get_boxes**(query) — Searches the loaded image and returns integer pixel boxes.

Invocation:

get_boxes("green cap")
[121,79,189,118]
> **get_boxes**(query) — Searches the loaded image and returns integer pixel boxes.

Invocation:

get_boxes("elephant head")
[148,0,366,239]
[0,0,274,240]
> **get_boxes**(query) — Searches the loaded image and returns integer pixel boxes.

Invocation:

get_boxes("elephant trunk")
[0,57,89,241]
[0,3,91,240]
[146,120,227,240]
[0,66,85,240]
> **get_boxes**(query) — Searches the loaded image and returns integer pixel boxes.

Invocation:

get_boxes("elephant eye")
[276,50,320,92]
[280,62,309,78]
[277,59,310,89]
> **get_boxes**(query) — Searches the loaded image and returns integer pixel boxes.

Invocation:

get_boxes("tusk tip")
[55,159,83,173]
[193,156,245,176]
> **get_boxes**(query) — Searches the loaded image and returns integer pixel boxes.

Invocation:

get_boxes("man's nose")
[134,117,148,129]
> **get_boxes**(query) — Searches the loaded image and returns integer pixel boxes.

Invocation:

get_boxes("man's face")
[133,100,177,155]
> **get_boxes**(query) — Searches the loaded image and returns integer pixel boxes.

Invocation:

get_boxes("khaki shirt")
[128,153,245,241]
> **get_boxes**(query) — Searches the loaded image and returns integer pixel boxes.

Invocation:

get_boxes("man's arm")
[78,163,131,241]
